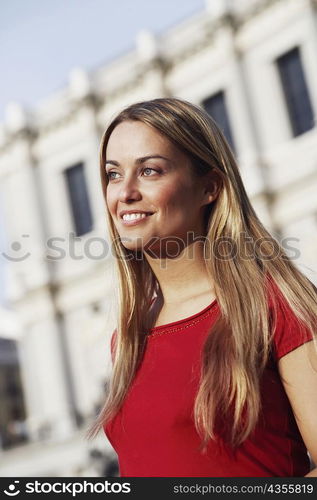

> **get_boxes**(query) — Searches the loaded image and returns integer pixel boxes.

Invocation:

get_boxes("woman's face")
[105,120,213,256]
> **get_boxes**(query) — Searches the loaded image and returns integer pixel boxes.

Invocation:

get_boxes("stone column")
[0,103,76,440]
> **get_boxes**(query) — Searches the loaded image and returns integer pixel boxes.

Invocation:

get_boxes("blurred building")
[0,0,316,476]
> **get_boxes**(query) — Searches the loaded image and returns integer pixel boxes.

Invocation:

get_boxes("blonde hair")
[87,97,317,450]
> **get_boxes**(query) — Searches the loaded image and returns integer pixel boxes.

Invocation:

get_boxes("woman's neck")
[145,240,215,304]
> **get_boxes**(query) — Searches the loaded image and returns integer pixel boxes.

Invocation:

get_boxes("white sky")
[0,0,205,304]
[0,0,205,120]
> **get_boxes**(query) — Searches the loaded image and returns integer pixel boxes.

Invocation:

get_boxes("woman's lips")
[120,213,154,226]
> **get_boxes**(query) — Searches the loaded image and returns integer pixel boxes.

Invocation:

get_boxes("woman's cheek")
[106,192,116,216]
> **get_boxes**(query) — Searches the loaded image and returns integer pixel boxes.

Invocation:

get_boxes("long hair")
[87,97,317,450]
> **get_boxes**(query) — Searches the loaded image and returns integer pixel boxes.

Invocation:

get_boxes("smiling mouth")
[120,213,154,226]
[121,212,154,221]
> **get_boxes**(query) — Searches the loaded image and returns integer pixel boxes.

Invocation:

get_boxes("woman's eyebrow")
[135,155,171,164]
[105,155,172,166]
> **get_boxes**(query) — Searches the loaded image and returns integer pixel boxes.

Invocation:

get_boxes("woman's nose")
[118,177,142,202]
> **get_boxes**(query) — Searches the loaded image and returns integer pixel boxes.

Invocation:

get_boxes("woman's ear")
[202,169,222,206]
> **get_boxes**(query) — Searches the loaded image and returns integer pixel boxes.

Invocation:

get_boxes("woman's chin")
[119,237,147,254]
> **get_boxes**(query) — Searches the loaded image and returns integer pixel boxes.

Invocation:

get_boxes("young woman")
[88,97,317,477]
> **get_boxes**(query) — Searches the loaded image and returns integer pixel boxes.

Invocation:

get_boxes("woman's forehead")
[106,121,187,162]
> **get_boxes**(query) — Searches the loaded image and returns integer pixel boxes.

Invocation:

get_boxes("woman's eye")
[106,167,159,181]
[142,167,159,176]
[106,171,119,180]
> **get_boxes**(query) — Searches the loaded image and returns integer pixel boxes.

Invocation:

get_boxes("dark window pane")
[64,163,93,236]
[202,91,235,152]
[0,340,28,449]
[0,338,18,365]
[276,47,314,136]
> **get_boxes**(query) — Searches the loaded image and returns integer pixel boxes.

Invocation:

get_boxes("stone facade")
[0,0,316,476]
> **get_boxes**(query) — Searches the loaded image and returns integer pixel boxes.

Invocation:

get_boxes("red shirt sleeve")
[269,286,314,361]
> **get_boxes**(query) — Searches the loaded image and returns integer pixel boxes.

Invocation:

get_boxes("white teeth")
[122,213,149,221]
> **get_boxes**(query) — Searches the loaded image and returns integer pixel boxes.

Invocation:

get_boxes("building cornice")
[0,0,302,144]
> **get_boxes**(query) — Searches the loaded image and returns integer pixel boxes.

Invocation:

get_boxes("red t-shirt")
[104,289,314,477]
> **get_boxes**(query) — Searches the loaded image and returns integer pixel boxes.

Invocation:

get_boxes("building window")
[202,91,235,152]
[0,338,28,449]
[276,47,314,137]
[64,163,93,236]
